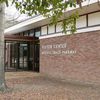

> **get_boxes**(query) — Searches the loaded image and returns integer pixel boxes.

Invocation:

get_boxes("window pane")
[29,30,34,36]
[56,22,63,32]
[34,27,41,37]
[24,32,28,36]
[48,25,55,34]
[41,26,47,35]
[35,31,41,37]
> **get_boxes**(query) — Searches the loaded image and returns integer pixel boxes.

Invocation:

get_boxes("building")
[4,0,100,84]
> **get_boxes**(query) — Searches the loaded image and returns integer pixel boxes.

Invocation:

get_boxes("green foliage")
[62,12,79,34]
[0,0,82,34]
[0,0,8,6]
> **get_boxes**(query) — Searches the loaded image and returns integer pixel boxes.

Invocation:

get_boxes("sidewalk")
[0,72,100,100]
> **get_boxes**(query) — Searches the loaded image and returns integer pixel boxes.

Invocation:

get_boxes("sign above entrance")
[42,43,67,49]
[41,43,76,55]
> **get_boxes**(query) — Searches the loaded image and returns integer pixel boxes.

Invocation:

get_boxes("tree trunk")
[0,4,6,90]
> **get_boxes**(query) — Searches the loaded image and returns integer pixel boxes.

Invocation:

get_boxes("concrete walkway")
[0,72,100,100]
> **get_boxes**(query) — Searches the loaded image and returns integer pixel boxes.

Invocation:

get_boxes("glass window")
[34,27,41,37]
[20,44,27,47]
[76,16,86,28]
[35,31,41,37]
[88,12,100,26]
[41,26,47,35]
[23,47,27,57]
[48,25,55,34]
[24,31,28,36]
[29,29,34,36]
[20,44,28,57]
[56,22,63,32]
[20,46,23,57]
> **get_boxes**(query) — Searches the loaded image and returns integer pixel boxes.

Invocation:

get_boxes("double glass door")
[5,41,40,72]
[11,42,30,71]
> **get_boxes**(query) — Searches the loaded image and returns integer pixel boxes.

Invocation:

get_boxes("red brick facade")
[40,31,100,84]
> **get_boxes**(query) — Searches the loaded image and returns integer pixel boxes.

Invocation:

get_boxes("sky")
[5,3,30,22]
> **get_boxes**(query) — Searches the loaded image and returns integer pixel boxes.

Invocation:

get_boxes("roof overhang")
[4,35,35,42]
[4,0,100,35]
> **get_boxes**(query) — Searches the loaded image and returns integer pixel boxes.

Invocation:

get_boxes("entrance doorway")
[4,35,40,72]
[5,42,32,71]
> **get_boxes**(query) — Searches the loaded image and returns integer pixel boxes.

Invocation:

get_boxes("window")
[41,26,47,35]
[34,27,41,37]
[88,12,100,26]
[56,22,63,32]
[23,46,27,57]
[24,31,29,36]
[29,29,34,36]
[48,25,55,34]
[76,15,86,28]
[20,44,28,57]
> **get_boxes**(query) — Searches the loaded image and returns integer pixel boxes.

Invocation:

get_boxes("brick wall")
[40,31,100,84]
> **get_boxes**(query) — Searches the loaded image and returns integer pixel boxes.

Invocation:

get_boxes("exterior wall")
[40,31,100,84]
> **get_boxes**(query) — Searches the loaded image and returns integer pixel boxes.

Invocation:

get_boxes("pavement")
[0,71,100,100]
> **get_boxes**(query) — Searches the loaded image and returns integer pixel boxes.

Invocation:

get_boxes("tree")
[0,2,23,91]
[14,0,80,33]
[14,0,100,33]
[0,3,6,90]
[10,0,100,33]
[1,0,84,33]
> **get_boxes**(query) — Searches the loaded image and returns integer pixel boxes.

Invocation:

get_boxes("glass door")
[19,43,28,70]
